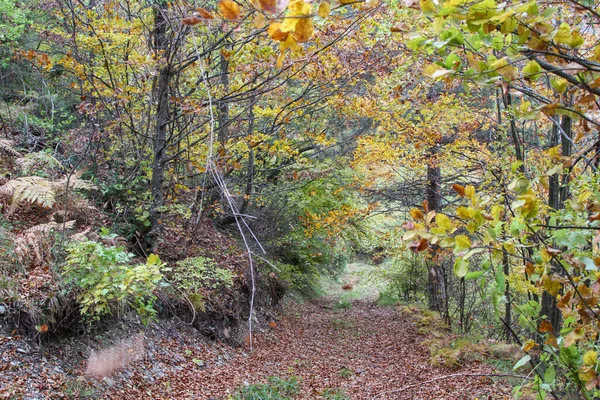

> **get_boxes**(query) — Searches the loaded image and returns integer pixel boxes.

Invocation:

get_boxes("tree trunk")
[542,115,571,334]
[426,145,448,324]
[148,3,170,252]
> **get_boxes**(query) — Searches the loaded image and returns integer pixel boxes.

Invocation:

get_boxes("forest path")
[104,263,514,399]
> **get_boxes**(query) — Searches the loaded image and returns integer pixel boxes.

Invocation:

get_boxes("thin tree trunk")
[426,146,448,324]
[148,3,170,251]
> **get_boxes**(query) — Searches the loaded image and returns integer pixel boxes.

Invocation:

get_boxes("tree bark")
[148,3,171,252]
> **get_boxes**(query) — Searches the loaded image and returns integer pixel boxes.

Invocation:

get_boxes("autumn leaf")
[390,24,408,33]
[218,0,241,20]
[254,13,267,28]
[452,183,466,196]
[409,238,429,252]
[259,0,278,14]
[318,1,330,18]
[401,221,415,230]
[196,8,215,19]
[583,350,598,366]
[182,16,202,25]
[563,328,584,348]
[454,235,471,251]
[410,208,424,221]
[538,320,553,333]
[522,339,535,352]
[293,17,313,42]
[268,22,289,41]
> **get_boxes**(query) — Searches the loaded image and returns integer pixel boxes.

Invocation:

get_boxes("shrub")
[63,235,164,323]
[167,256,234,293]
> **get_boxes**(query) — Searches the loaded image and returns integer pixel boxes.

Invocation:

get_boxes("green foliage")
[167,256,234,294]
[232,376,300,400]
[0,0,30,45]
[376,250,427,303]
[15,151,63,178]
[333,299,352,311]
[63,236,164,322]
[322,389,350,400]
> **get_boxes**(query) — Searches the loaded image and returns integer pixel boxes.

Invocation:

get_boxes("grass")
[232,376,350,400]
[232,376,300,400]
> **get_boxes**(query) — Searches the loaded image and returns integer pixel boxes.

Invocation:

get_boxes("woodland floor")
[1,264,517,399]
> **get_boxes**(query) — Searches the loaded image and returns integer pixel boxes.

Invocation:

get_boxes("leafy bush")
[167,256,234,293]
[63,235,164,322]
[232,376,300,400]
[376,250,427,303]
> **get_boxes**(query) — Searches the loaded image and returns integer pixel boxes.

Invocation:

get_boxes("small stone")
[0,305,7,315]
[103,377,115,387]
[16,348,28,354]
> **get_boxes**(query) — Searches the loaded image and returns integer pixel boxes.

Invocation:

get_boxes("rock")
[0,305,7,315]
[103,377,115,387]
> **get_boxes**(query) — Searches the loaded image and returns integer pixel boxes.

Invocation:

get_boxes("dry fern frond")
[0,176,95,211]
[24,220,75,235]
[0,177,56,210]
[14,221,75,268]
[0,139,21,157]
[55,176,96,191]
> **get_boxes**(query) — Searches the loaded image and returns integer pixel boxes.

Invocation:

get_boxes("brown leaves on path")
[103,300,512,399]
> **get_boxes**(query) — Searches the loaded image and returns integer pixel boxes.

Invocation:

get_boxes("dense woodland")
[2,0,600,398]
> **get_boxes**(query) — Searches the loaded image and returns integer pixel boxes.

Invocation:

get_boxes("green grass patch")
[232,376,300,400]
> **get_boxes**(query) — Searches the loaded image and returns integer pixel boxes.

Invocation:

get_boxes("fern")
[0,139,21,157]
[0,176,95,211]
[15,152,63,177]
[0,177,55,209]
[24,220,75,235]
[14,221,75,268]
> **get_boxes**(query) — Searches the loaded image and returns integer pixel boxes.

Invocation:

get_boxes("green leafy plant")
[167,256,234,293]
[63,235,164,322]
[232,376,300,400]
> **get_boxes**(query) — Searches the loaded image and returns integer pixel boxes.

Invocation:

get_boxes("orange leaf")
[589,213,600,221]
[390,24,408,32]
[269,321,277,328]
[196,8,215,19]
[410,208,424,221]
[182,16,202,25]
[218,0,241,20]
[422,200,429,213]
[259,0,277,13]
[409,238,429,252]
[538,320,553,333]
[522,339,535,352]
[268,22,289,41]
[452,184,466,196]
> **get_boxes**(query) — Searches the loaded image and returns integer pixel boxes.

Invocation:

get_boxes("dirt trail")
[105,298,512,399]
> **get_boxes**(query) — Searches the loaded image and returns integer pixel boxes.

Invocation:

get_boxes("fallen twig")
[371,373,531,399]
